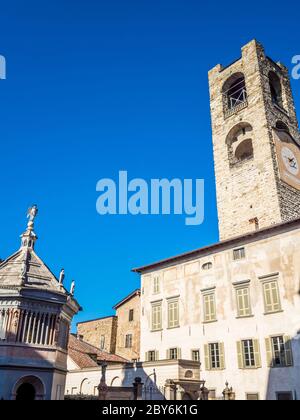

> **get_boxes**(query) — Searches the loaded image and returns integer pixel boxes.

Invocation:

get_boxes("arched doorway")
[16,383,36,400]
[12,375,45,400]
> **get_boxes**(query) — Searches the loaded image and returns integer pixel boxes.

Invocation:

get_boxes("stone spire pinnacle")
[20,205,38,249]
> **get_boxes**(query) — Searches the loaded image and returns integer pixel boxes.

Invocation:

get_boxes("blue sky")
[0,0,299,326]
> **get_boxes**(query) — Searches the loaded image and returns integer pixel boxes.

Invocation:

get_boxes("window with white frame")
[204,342,225,370]
[146,350,157,362]
[237,339,261,369]
[272,336,285,366]
[168,348,179,360]
[168,299,179,328]
[210,343,220,369]
[202,262,213,270]
[265,335,293,367]
[233,247,246,260]
[191,349,200,362]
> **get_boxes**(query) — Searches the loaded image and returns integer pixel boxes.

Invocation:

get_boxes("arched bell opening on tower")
[274,121,296,145]
[276,121,289,131]
[269,71,283,109]
[226,122,254,166]
[234,139,254,162]
[222,72,247,114]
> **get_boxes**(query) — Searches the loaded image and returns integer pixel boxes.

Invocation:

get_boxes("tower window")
[276,121,289,131]
[269,71,283,108]
[234,139,254,162]
[226,123,254,166]
[222,73,247,116]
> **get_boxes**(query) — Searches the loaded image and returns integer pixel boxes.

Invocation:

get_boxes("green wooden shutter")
[271,282,281,311]
[158,305,162,329]
[219,342,225,369]
[204,344,210,370]
[284,336,293,367]
[145,352,149,362]
[236,341,243,369]
[211,294,216,321]
[168,302,172,328]
[166,349,170,359]
[203,295,209,322]
[263,283,273,312]
[244,288,251,316]
[265,337,273,367]
[177,348,182,359]
[155,350,159,361]
[253,339,261,368]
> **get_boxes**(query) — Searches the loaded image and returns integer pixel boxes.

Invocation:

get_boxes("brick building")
[76,289,140,361]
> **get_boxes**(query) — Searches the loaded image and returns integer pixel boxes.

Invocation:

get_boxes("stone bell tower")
[208,40,300,241]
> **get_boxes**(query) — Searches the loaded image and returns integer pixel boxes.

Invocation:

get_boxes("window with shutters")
[243,340,255,367]
[237,339,261,369]
[233,247,245,260]
[168,299,179,328]
[151,302,162,331]
[203,292,216,322]
[236,286,252,317]
[262,280,281,313]
[191,349,200,362]
[153,276,160,294]
[125,334,132,348]
[169,348,178,360]
[265,335,293,367]
[205,343,225,370]
[147,350,157,362]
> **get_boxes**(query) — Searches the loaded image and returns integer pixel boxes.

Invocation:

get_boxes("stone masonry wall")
[77,316,118,353]
[115,293,141,361]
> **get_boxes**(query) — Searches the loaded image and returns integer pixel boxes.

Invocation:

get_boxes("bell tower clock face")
[273,129,300,191]
[281,146,299,176]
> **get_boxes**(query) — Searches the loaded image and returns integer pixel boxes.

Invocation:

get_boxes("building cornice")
[132,217,300,274]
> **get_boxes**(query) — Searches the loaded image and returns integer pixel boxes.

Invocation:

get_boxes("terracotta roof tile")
[68,334,128,369]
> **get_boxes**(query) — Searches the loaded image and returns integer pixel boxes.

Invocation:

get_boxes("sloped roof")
[0,247,66,294]
[68,334,128,369]
[113,288,140,310]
